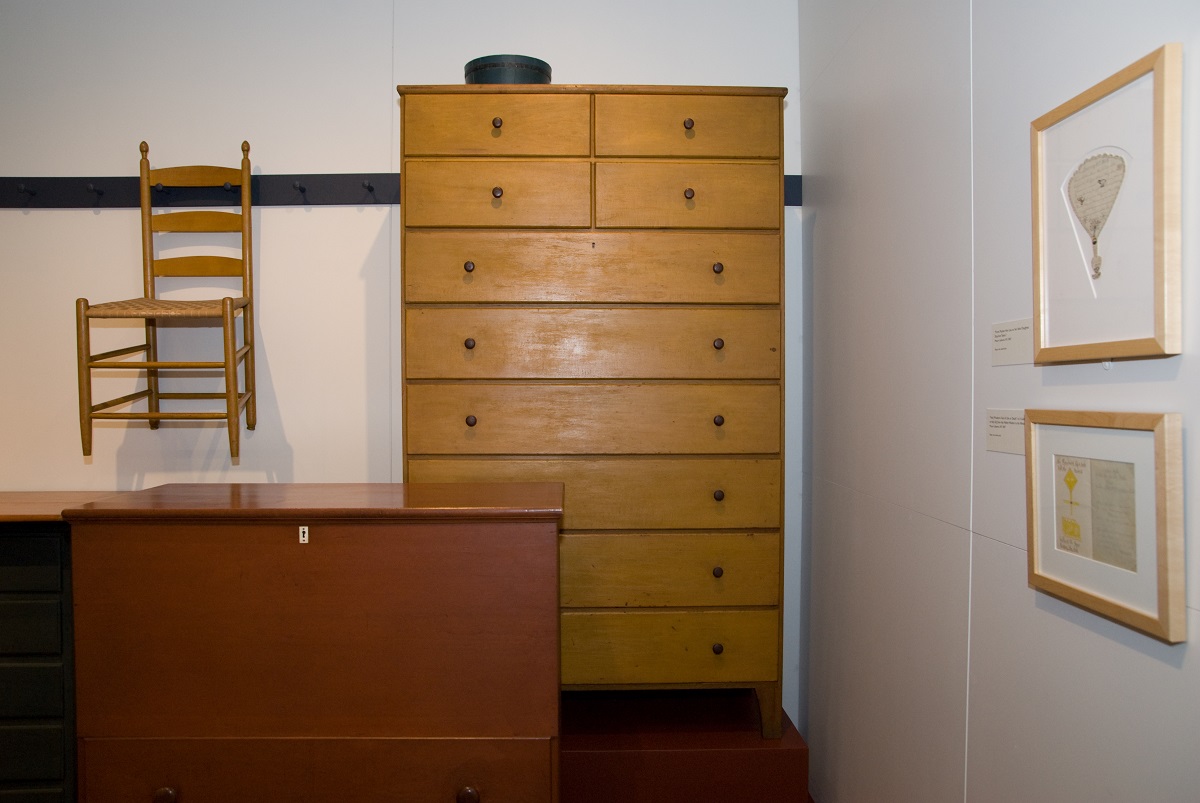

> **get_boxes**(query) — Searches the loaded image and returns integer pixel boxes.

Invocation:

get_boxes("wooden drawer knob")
[713,566,724,578]
[683,117,695,130]
[712,262,724,274]
[464,260,475,273]
[492,186,503,198]
[712,643,725,655]
[713,338,724,350]
[153,788,177,803]
[683,187,695,200]
[492,116,503,128]
[457,787,481,803]
[713,414,725,427]
[464,338,476,350]
[713,489,725,502]
[465,415,477,427]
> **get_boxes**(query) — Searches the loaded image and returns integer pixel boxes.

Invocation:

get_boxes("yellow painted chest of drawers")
[397,83,786,737]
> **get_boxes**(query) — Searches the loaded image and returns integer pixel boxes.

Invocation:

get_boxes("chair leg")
[145,318,160,429]
[223,300,240,459]
[244,306,256,430]
[75,299,93,457]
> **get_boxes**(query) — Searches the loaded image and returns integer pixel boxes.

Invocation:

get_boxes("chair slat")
[153,255,244,277]
[152,210,242,233]
[149,165,243,187]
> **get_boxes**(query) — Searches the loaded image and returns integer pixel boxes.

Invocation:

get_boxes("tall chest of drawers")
[398,84,786,738]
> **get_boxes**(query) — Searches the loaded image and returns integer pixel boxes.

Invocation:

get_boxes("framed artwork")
[1030,44,1181,364]
[1025,409,1185,643]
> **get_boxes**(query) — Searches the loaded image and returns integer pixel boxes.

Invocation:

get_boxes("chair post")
[244,305,256,430]
[75,298,94,457]
[223,298,240,459]
[145,319,160,429]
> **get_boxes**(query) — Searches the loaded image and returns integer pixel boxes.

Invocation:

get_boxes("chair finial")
[139,141,149,156]
[242,140,250,156]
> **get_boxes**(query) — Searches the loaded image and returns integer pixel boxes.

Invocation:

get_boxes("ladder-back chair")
[76,141,256,458]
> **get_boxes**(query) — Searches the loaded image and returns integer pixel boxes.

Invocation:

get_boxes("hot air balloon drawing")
[1067,152,1126,279]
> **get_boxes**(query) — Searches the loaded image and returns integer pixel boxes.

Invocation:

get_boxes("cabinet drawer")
[0,725,63,781]
[596,162,779,229]
[80,737,553,803]
[560,532,780,607]
[404,308,780,380]
[404,230,781,304]
[0,664,63,716]
[0,536,61,592]
[404,93,590,156]
[407,458,780,530]
[404,160,591,228]
[595,94,780,158]
[406,383,780,455]
[561,609,778,685]
[0,602,61,655]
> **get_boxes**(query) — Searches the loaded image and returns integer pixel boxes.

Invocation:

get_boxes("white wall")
[0,0,806,721]
[802,0,1200,800]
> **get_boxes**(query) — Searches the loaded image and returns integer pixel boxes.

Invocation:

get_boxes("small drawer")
[596,162,780,229]
[596,93,781,158]
[404,308,781,380]
[407,457,781,530]
[0,602,61,656]
[405,383,780,455]
[404,230,781,304]
[0,536,61,592]
[404,160,591,228]
[404,93,590,156]
[0,725,64,781]
[80,737,554,803]
[0,664,64,717]
[561,609,779,685]
[560,532,780,608]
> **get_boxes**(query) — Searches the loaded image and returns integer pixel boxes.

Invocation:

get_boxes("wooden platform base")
[560,690,810,803]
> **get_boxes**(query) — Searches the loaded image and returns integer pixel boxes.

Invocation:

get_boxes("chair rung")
[92,411,230,421]
[90,344,149,362]
[91,359,227,370]
[91,390,153,412]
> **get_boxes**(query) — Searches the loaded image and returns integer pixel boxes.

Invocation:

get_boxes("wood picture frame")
[1025,409,1185,643]
[1030,44,1181,364]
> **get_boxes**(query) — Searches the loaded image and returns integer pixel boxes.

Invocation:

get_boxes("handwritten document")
[1054,453,1136,571]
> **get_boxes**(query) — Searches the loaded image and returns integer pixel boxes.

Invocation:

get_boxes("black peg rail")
[1,173,801,208]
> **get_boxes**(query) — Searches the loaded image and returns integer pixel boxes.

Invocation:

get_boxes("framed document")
[1025,409,1184,642]
[1030,44,1181,364]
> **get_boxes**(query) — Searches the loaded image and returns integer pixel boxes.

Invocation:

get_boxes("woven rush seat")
[84,296,249,318]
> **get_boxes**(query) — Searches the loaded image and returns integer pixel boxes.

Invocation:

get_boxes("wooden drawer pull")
[464,338,476,350]
[492,116,503,129]
[683,117,695,130]
[713,414,725,427]
[713,338,724,350]
[683,187,695,200]
[465,415,478,427]
[152,788,177,803]
[457,787,481,803]
[712,261,724,274]
[492,186,503,198]
[712,643,725,655]
[713,566,724,578]
[463,260,475,273]
[713,489,725,502]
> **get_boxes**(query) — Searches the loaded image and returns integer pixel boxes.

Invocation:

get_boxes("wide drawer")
[595,162,779,229]
[561,609,779,685]
[0,725,63,781]
[560,532,780,607]
[595,94,780,158]
[0,663,63,716]
[0,601,61,655]
[406,458,780,530]
[404,230,780,304]
[404,160,591,228]
[405,383,780,455]
[79,737,554,803]
[0,535,61,592]
[404,308,780,380]
[403,93,590,156]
